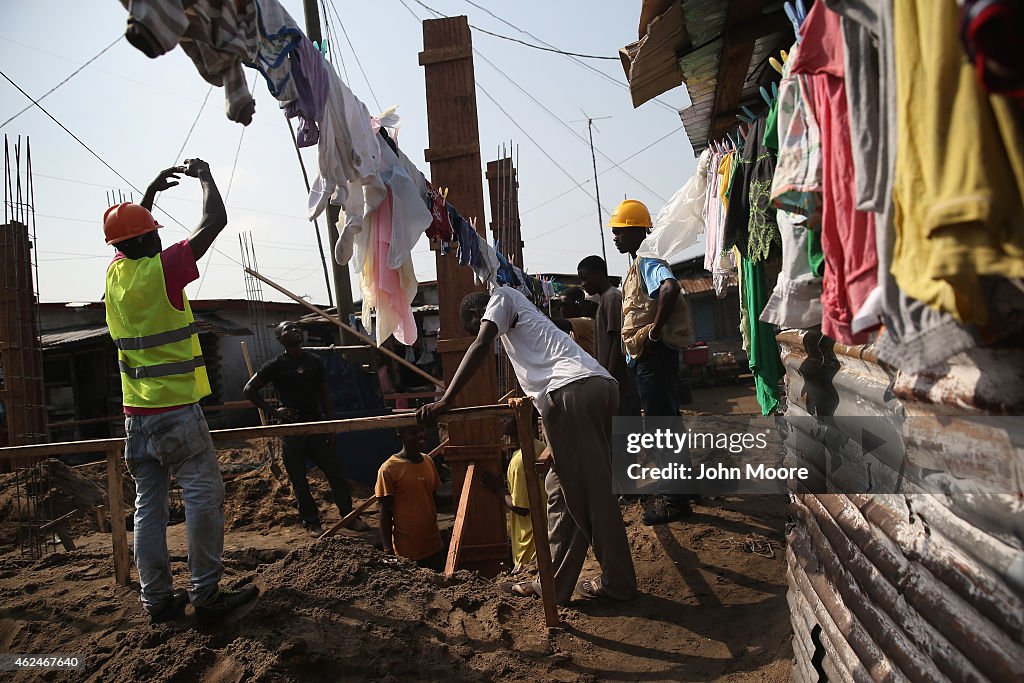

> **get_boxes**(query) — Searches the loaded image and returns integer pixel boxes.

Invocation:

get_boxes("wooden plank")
[245,267,444,388]
[417,44,472,66]
[424,142,480,163]
[442,444,505,463]
[318,496,378,540]
[241,341,266,426]
[512,397,559,627]
[106,445,131,586]
[445,462,476,575]
[0,405,512,459]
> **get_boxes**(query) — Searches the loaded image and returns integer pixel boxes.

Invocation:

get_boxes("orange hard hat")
[103,203,162,245]
[607,199,653,229]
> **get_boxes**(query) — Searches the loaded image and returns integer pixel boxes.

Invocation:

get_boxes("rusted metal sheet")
[779,328,1024,682]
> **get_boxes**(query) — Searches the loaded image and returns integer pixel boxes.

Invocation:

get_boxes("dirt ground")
[0,385,793,682]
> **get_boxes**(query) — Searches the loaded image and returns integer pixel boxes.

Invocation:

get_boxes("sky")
[0,0,698,306]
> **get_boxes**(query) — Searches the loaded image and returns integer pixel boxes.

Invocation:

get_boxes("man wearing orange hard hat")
[609,199,696,526]
[103,159,257,626]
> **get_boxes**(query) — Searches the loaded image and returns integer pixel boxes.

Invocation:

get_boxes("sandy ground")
[0,386,793,682]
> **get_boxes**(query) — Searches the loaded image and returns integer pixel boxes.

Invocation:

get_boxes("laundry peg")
[785,2,802,41]
[772,82,779,100]
[760,86,774,106]
[796,0,808,23]
[740,105,757,122]
[769,57,784,75]
[781,49,789,63]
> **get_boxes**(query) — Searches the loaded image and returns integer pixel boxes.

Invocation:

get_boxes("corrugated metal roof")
[679,274,715,295]
[41,325,109,348]
[41,315,250,349]
[619,0,690,107]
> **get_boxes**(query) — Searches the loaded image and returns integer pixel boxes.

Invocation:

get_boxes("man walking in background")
[244,321,369,536]
[577,255,640,417]
[104,159,258,626]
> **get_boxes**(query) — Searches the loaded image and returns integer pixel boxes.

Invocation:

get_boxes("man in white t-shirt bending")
[417,286,637,604]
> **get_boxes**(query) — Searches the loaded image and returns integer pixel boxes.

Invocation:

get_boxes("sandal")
[576,576,608,600]
[499,581,539,598]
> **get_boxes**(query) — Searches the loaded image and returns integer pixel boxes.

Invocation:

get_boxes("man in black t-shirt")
[244,321,367,536]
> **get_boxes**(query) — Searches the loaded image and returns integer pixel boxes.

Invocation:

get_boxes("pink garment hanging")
[372,187,418,346]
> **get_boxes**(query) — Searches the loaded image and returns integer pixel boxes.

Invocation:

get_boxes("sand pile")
[0,538,560,682]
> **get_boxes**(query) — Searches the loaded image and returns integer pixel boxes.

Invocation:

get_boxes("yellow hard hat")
[607,199,652,229]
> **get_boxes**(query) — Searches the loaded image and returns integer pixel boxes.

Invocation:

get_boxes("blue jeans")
[631,342,690,496]
[124,403,224,611]
[632,340,680,417]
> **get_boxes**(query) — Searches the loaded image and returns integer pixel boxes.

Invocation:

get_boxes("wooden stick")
[445,462,476,576]
[318,495,378,540]
[106,445,131,586]
[0,405,512,458]
[245,267,444,389]
[241,341,266,426]
[511,397,559,627]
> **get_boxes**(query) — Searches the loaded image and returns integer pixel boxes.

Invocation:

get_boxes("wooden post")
[420,15,507,578]
[445,462,476,575]
[105,444,131,586]
[511,398,559,627]
[241,341,266,425]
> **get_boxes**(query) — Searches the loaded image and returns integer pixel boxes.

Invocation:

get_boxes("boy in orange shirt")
[376,425,447,570]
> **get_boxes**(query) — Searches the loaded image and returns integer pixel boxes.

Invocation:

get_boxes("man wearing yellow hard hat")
[609,199,695,526]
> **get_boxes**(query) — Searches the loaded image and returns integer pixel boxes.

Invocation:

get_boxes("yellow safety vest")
[621,257,693,359]
[104,254,210,408]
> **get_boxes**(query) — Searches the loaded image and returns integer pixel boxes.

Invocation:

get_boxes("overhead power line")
[0,35,122,129]
[459,0,681,114]
[410,0,615,60]
[522,125,684,215]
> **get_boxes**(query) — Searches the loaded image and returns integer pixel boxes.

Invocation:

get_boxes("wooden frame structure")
[0,399,559,625]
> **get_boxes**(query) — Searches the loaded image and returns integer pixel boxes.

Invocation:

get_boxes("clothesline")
[117,0,556,348]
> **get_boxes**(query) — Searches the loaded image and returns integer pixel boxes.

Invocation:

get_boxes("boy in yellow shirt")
[485,416,548,574]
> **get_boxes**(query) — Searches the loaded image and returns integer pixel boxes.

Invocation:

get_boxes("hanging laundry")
[472,233,500,288]
[283,35,330,147]
[452,209,479,268]
[959,0,1024,100]
[760,211,823,329]
[790,2,878,345]
[360,186,418,346]
[888,0,1024,325]
[425,182,454,241]
[119,0,259,124]
[494,247,521,287]
[247,0,302,102]
[637,149,711,260]
[378,139,432,271]
[308,67,383,225]
[741,255,785,416]
[723,117,780,263]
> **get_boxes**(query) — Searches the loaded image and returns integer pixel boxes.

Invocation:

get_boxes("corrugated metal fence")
[777,330,1024,682]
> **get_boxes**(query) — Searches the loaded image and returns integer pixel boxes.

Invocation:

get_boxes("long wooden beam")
[244,267,444,389]
[0,405,513,459]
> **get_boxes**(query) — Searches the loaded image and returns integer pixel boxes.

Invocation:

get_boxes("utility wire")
[522,125,683,215]
[0,35,122,129]
[471,48,667,202]
[326,0,383,112]
[459,0,680,114]
[320,0,351,83]
[399,0,608,212]
[172,86,214,164]
[0,68,250,272]
[410,0,615,60]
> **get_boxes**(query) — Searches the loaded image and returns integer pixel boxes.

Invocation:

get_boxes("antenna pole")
[587,118,607,263]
